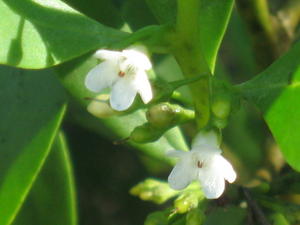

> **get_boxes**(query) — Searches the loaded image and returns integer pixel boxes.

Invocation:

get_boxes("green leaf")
[146,0,234,71]
[55,55,188,165]
[0,66,66,225]
[204,206,246,225]
[199,0,234,70]
[144,0,174,25]
[238,41,300,171]
[61,0,124,28]
[0,0,128,69]
[146,0,176,24]
[12,132,77,225]
[121,0,157,31]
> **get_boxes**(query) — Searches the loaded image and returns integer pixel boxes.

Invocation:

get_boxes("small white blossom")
[85,47,153,111]
[167,131,236,199]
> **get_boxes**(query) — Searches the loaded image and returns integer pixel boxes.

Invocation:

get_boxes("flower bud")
[130,179,178,204]
[130,123,165,143]
[87,94,119,118]
[146,103,195,129]
[174,191,204,214]
[211,98,231,120]
[186,208,205,225]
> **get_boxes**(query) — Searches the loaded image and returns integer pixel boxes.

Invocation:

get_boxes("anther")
[118,71,125,77]
[197,161,204,168]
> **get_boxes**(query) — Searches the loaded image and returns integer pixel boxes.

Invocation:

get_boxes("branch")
[242,188,271,225]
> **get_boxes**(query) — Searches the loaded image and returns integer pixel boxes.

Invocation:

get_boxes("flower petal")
[122,49,152,70]
[94,49,123,61]
[85,61,118,92]
[135,71,153,104]
[198,167,225,199]
[214,155,236,183]
[192,131,220,150]
[110,78,138,111]
[168,155,197,190]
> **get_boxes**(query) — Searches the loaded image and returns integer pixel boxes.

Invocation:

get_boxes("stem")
[236,0,278,70]
[237,0,300,70]
[242,188,271,225]
[172,0,211,128]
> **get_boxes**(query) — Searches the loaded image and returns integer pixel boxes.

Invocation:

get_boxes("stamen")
[118,71,125,77]
[126,64,136,74]
[197,161,204,168]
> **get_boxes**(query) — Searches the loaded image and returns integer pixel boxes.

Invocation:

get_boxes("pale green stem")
[172,0,211,129]
[253,0,277,44]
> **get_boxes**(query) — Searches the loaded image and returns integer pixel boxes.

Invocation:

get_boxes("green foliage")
[239,41,300,172]
[174,189,204,214]
[147,0,234,71]
[0,66,66,225]
[1,0,300,225]
[146,0,177,25]
[0,0,127,69]
[203,206,246,225]
[12,133,77,225]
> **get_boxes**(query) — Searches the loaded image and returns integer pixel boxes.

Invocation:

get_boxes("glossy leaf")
[12,132,77,225]
[146,0,234,70]
[0,0,128,69]
[239,41,300,171]
[0,66,66,225]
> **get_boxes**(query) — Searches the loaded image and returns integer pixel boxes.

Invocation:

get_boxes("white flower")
[167,131,236,199]
[85,47,153,111]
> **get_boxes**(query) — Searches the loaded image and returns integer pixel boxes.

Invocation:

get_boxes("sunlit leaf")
[0,0,128,69]
[239,41,300,171]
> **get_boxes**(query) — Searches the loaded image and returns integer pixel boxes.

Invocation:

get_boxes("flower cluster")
[167,131,236,199]
[85,48,153,111]
[85,48,236,199]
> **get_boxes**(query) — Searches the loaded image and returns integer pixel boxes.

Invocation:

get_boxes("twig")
[242,188,271,225]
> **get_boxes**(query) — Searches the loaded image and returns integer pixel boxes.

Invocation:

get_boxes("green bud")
[130,123,165,143]
[174,191,204,214]
[130,179,178,204]
[87,94,119,118]
[146,102,195,129]
[186,208,205,225]
[211,98,231,119]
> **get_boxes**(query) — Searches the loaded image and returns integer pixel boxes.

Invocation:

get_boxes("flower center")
[118,71,125,77]
[197,161,204,168]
